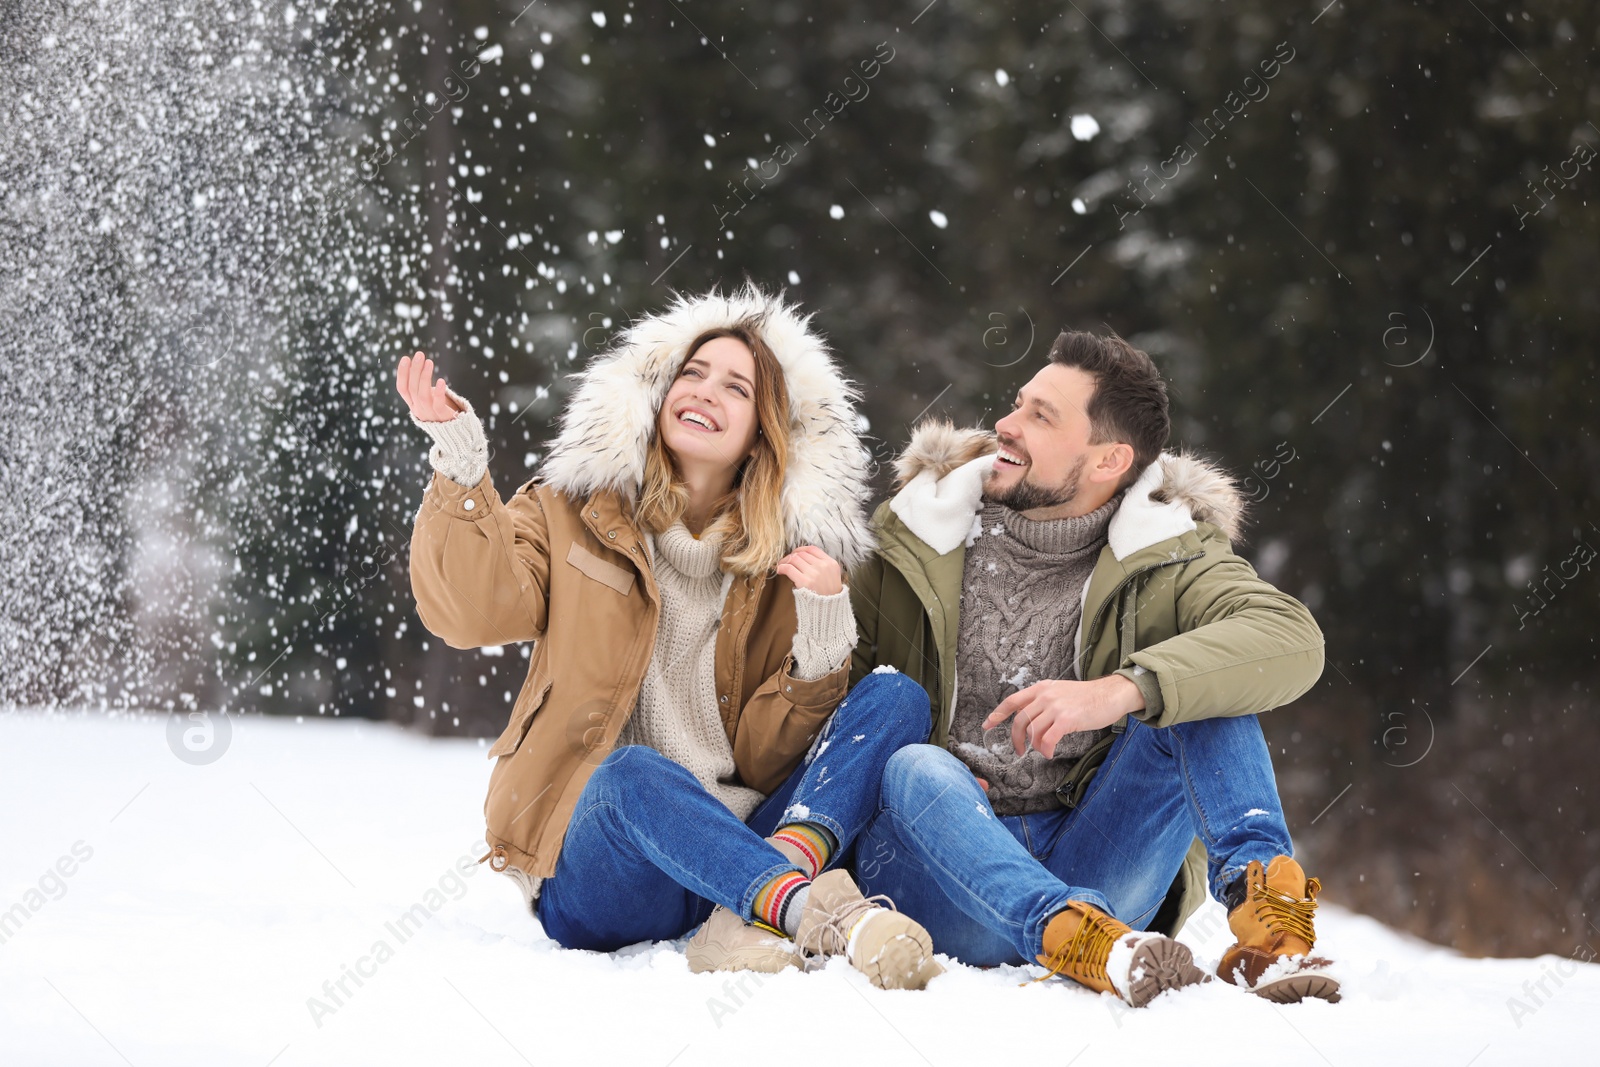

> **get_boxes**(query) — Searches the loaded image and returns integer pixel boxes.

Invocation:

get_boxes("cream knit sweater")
[415,406,858,822]
[620,522,855,819]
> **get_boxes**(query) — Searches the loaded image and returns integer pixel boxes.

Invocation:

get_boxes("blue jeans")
[855,714,1293,966]
[537,670,931,951]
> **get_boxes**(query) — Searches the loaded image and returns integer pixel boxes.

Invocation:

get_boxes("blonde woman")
[397,286,940,988]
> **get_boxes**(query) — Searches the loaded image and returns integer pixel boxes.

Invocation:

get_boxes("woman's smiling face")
[657,336,761,476]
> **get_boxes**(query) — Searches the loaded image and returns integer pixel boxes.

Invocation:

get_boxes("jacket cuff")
[412,394,488,487]
[419,465,498,523]
[790,585,858,681]
[1116,664,1166,723]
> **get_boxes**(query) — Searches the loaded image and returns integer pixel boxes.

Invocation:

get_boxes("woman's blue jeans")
[854,713,1294,966]
[537,670,931,951]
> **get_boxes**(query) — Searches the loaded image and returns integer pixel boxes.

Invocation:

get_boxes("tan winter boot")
[686,905,804,975]
[795,869,944,990]
[685,834,821,975]
[1217,856,1341,1003]
[1036,900,1208,1007]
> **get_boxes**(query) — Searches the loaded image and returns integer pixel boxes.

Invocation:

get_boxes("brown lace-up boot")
[1217,856,1341,1003]
[1036,900,1208,1007]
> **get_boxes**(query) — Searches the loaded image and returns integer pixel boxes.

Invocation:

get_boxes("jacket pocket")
[487,673,553,759]
[1050,731,1117,810]
[564,541,635,596]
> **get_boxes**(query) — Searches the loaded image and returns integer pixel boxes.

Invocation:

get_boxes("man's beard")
[982,454,1086,512]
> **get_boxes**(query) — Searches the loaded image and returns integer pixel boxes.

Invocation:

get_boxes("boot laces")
[1255,875,1321,947]
[803,892,898,956]
[1035,907,1119,984]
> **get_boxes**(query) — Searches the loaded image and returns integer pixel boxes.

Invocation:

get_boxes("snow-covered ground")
[2,712,1594,1066]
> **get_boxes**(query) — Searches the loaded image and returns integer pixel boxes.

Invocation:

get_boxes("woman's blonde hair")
[635,321,792,577]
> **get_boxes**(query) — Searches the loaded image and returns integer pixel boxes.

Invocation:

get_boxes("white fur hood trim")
[536,283,876,569]
[887,420,1246,560]
[888,454,993,556]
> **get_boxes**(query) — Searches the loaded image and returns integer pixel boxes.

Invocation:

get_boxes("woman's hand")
[776,545,843,596]
[396,351,467,423]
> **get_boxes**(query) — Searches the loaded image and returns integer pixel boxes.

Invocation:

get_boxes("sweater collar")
[652,522,724,580]
[993,496,1118,555]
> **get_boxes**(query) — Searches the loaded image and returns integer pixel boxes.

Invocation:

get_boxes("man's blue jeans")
[537,670,931,952]
[854,714,1293,966]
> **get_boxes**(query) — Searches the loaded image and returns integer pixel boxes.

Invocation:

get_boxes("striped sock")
[752,870,811,936]
[771,823,837,879]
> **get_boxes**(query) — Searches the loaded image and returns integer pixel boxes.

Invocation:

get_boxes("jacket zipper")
[1075,551,1203,680]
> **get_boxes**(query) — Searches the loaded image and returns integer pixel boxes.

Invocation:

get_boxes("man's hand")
[982,674,1146,758]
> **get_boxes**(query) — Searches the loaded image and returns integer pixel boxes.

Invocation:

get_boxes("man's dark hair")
[1046,329,1170,489]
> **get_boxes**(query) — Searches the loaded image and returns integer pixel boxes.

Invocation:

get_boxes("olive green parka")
[847,421,1325,935]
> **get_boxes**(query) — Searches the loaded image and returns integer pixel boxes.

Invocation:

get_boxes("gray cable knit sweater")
[947,498,1119,816]
[412,405,857,822]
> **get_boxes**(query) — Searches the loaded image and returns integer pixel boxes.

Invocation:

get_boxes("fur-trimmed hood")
[536,284,876,569]
[887,420,1246,560]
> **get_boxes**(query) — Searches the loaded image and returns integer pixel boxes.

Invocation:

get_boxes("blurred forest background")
[2,0,1596,957]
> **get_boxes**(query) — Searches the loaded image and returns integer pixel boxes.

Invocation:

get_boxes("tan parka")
[408,286,876,879]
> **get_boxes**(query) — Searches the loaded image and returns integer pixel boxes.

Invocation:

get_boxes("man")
[843,329,1337,1006]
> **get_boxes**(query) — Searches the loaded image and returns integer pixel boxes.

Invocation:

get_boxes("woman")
[397,285,940,989]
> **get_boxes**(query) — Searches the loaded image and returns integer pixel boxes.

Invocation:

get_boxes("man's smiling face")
[984,363,1100,512]
[983,360,1141,517]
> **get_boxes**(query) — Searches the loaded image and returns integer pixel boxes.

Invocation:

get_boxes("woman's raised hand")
[396,351,467,423]
[775,545,844,596]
